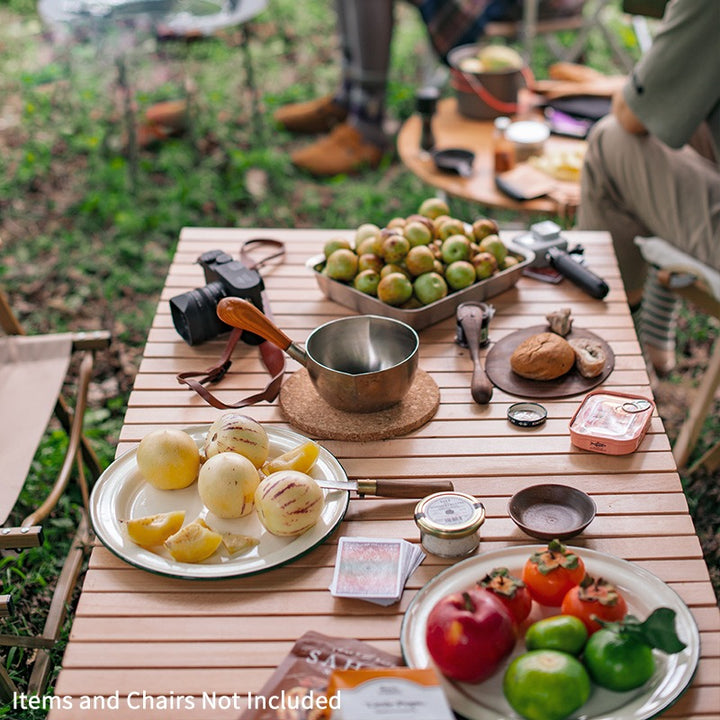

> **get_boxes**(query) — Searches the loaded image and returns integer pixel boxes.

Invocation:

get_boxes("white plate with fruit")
[400,544,700,720]
[90,418,349,580]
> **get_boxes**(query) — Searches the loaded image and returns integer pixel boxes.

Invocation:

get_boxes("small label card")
[329,537,425,606]
[326,668,456,720]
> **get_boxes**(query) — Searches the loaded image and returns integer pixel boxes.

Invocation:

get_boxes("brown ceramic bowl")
[508,484,596,541]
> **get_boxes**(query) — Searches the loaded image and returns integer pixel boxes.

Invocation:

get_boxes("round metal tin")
[507,401,547,427]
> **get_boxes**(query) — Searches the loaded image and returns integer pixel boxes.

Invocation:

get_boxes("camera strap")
[176,238,287,410]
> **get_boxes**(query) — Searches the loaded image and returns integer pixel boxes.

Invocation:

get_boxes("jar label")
[425,496,475,527]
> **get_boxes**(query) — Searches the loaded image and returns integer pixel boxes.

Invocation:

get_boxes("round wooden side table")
[397,97,585,217]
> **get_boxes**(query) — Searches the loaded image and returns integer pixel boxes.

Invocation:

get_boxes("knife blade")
[316,478,454,498]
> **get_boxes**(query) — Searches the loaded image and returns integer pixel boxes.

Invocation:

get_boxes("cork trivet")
[279,368,440,441]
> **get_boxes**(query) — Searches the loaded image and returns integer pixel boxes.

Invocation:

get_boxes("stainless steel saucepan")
[217,298,419,413]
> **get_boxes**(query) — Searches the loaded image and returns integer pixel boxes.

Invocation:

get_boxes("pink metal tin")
[569,390,655,455]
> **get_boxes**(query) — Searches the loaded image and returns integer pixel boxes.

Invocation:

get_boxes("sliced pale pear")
[221,533,260,555]
[164,521,222,563]
[262,440,320,476]
[125,511,186,548]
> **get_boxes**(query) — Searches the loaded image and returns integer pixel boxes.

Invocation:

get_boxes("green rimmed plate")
[90,425,349,580]
[401,545,700,720]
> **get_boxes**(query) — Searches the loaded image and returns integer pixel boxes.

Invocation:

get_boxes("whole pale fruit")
[437,218,467,241]
[472,251,498,280]
[255,470,324,537]
[478,234,508,265]
[445,260,477,290]
[381,234,410,264]
[405,245,436,276]
[355,222,381,246]
[204,412,269,468]
[323,237,352,259]
[136,429,200,490]
[386,216,407,230]
[380,263,410,279]
[357,253,383,274]
[198,452,260,519]
[377,272,413,306]
[472,217,500,241]
[413,272,448,305]
[441,235,471,264]
[325,248,359,282]
[356,235,384,257]
[403,221,433,248]
[353,269,381,296]
[418,197,450,220]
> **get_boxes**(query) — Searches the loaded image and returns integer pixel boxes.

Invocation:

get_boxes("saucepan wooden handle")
[217,297,294,351]
[356,479,454,498]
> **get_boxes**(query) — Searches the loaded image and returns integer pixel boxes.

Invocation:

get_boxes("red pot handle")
[450,65,535,115]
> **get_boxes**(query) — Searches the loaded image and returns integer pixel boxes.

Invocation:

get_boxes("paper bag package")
[239,632,401,720]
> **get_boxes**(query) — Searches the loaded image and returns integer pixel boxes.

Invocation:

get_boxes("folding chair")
[485,0,634,71]
[635,238,720,473]
[0,286,110,699]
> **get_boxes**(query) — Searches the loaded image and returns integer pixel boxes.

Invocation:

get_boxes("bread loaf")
[510,332,575,380]
[569,338,606,378]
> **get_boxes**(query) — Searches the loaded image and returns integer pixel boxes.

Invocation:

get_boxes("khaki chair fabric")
[0,287,110,699]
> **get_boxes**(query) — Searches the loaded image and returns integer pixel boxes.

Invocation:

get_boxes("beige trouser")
[577,115,720,298]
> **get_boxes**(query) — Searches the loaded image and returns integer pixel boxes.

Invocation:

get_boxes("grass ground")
[0,0,717,708]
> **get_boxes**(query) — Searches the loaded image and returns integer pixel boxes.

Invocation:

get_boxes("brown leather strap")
[176,239,286,410]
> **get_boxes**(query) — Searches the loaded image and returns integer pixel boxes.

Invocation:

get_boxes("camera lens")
[169,281,229,346]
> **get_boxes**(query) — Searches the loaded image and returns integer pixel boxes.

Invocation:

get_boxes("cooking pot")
[217,298,419,413]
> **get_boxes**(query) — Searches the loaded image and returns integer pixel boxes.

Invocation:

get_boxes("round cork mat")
[279,368,440,441]
[485,325,615,400]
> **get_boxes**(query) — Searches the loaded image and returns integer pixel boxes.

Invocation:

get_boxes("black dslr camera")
[170,250,264,346]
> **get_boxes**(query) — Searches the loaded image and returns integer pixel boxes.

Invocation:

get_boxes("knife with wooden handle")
[316,478,454,498]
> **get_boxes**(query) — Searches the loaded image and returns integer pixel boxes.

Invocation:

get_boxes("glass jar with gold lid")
[414,491,485,558]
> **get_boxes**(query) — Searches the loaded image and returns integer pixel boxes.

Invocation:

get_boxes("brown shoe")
[274,95,348,134]
[291,124,384,177]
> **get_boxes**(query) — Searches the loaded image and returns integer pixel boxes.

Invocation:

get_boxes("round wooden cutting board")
[485,325,614,400]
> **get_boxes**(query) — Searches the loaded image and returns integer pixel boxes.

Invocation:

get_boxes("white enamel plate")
[90,425,349,580]
[401,545,700,720]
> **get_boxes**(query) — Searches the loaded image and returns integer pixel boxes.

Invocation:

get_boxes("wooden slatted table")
[48,228,719,719]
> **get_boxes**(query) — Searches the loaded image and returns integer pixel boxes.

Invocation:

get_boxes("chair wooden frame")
[0,288,110,699]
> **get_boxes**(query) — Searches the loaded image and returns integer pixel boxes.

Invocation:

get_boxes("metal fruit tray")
[308,242,535,331]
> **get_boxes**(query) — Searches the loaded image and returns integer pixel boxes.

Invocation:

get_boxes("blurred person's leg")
[273,0,350,134]
[274,0,393,141]
[341,0,394,145]
[578,115,720,372]
[290,0,393,175]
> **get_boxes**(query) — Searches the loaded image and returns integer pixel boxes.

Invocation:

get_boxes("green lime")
[525,615,588,655]
[583,628,656,691]
[503,650,591,720]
